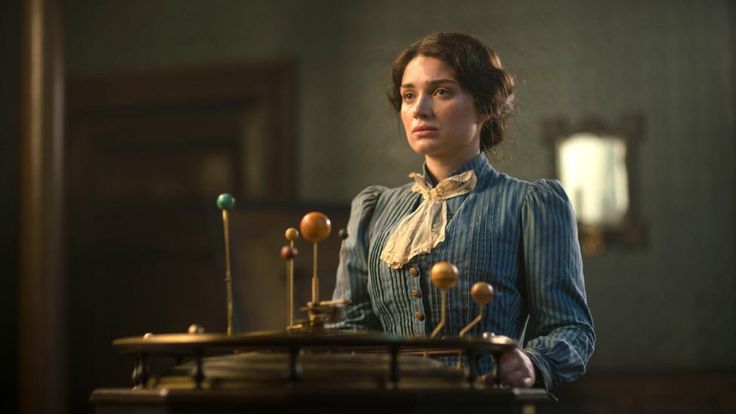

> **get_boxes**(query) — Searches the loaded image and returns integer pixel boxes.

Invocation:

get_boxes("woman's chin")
[408,140,444,157]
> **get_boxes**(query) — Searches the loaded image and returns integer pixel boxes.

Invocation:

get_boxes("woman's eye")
[434,88,451,97]
[402,92,415,101]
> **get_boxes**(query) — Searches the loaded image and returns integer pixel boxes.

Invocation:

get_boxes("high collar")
[421,153,494,187]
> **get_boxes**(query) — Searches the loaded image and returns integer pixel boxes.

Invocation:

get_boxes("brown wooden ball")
[470,282,494,305]
[285,227,299,241]
[299,211,332,242]
[280,245,298,260]
[430,262,459,289]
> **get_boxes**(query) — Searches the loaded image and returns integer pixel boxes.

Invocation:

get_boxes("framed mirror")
[542,115,646,255]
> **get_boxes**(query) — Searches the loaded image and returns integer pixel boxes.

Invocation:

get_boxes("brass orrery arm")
[429,262,459,339]
[459,282,494,337]
[216,193,236,336]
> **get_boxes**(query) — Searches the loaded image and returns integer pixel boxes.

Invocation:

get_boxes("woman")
[332,32,594,390]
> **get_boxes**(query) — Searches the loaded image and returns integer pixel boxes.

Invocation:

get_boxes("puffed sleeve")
[330,186,386,331]
[520,179,596,389]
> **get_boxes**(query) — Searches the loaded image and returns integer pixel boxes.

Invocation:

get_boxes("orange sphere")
[299,212,332,242]
[430,262,459,289]
[470,282,494,305]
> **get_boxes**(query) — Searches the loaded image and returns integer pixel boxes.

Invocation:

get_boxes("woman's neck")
[424,151,480,183]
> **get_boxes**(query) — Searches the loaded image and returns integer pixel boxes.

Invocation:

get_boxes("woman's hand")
[485,348,536,388]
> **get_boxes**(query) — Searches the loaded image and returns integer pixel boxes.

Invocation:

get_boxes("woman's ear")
[478,111,492,125]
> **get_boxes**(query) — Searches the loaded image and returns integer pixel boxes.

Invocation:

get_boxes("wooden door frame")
[67,61,297,201]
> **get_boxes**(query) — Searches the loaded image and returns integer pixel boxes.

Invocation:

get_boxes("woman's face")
[399,55,487,162]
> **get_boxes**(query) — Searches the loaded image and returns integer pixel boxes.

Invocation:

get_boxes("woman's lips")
[412,125,438,137]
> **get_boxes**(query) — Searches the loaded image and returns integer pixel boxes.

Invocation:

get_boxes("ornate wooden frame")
[542,114,647,255]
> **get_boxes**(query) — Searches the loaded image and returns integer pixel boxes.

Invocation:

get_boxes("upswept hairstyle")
[388,32,515,151]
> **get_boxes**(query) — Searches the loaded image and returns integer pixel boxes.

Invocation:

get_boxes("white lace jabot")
[380,170,477,269]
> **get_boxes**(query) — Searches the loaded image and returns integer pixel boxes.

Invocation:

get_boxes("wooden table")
[92,386,550,414]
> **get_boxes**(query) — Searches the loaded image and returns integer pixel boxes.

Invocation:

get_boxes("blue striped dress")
[332,153,595,389]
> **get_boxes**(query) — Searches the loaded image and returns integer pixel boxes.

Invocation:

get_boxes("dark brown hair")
[388,32,515,151]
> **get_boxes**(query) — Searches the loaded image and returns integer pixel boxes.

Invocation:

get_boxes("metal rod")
[430,289,447,338]
[467,351,479,389]
[193,352,205,389]
[456,306,484,368]
[288,346,301,388]
[491,351,503,388]
[459,306,484,337]
[285,260,290,328]
[222,210,233,336]
[311,242,319,304]
[287,240,295,327]
[131,354,143,389]
[389,344,400,390]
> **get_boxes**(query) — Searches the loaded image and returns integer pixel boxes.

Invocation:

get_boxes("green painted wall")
[64,0,735,370]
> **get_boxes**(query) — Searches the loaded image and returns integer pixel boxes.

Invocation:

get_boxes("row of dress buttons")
[409,266,424,320]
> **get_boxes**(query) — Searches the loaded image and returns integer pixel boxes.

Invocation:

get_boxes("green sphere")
[217,193,236,210]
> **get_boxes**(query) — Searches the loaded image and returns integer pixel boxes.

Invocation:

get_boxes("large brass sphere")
[470,282,494,305]
[430,262,459,289]
[299,212,332,242]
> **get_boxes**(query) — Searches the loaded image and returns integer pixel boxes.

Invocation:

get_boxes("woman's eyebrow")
[400,79,459,89]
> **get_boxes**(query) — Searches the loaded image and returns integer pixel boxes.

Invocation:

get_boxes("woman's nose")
[413,94,432,119]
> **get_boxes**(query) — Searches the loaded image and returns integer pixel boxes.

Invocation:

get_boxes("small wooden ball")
[285,227,299,241]
[470,282,494,305]
[430,262,459,289]
[188,324,205,334]
[280,245,298,260]
[299,211,332,242]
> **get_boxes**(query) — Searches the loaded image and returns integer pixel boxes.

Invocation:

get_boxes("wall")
[63,0,735,371]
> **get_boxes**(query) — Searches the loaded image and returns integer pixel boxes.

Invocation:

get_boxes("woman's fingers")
[498,349,536,388]
[502,367,534,388]
[481,349,537,388]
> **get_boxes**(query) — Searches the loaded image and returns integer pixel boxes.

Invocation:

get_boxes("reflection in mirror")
[543,115,646,256]
[557,133,629,227]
